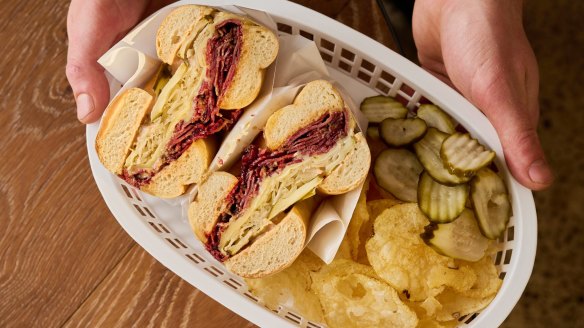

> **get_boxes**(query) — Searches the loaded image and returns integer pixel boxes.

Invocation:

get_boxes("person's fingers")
[491,104,553,190]
[427,0,554,190]
[66,59,110,123]
[467,57,553,190]
[66,0,148,123]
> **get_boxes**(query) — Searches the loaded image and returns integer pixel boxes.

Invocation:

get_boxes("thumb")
[65,0,115,124]
[66,58,110,124]
[494,112,553,190]
[471,69,554,190]
[464,50,554,190]
[65,0,147,123]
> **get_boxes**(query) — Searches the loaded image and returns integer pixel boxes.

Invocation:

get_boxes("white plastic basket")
[86,1,537,327]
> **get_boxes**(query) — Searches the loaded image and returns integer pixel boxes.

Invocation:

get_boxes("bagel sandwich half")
[96,5,278,197]
[189,80,371,278]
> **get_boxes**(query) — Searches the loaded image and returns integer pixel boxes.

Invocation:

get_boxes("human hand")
[412,0,553,190]
[66,0,174,123]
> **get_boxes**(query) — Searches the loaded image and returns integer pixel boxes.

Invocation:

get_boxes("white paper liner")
[96,4,365,264]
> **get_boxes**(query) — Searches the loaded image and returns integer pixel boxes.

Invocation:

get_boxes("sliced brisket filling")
[121,20,244,188]
[206,109,350,261]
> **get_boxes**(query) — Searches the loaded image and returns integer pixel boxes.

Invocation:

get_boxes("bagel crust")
[95,5,278,198]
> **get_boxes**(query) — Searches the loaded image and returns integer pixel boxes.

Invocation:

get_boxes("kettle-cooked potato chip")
[427,265,477,293]
[366,204,467,301]
[312,273,418,328]
[367,233,449,301]
[247,186,503,327]
[417,318,458,328]
[335,233,353,261]
[366,198,403,220]
[246,250,325,323]
[407,297,460,327]
[434,288,496,321]
[311,259,378,285]
[358,198,403,265]
[419,296,443,317]
[347,187,370,261]
[370,202,428,236]
[458,256,502,298]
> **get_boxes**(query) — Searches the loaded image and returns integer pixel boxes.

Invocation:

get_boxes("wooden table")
[0,1,393,326]
[6,0,582,326]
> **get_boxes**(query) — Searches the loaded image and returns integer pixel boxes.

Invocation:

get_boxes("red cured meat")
[206,109,350,261]
[122,20,244,188]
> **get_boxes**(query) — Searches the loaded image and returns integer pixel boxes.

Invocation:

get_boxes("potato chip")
[347,187,370,260]
[366,204,455,301]
[427,265,477,293]
[434,288,496,321]
[356,239,371,265]
[459,256,502,298]
[335,233,353,261]
[406,298,459,328]
[299,248,326,272]
[367,234,448,301]
[311,259,378,286]
[419,295,443,317]
[417,318,458,328]
[370,203,428,237]
[246,250,325,323]
[358,198,403,265]
[312,273,418,328]
[366,198,402,220]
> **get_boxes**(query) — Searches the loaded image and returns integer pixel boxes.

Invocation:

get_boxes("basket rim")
[87,0,537,327]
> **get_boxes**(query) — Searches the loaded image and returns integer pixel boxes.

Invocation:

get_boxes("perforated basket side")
[88,1,537,328]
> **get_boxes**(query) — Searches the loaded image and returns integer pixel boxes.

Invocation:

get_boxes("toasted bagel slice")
[189,80,370,277]
[96,5,278,198]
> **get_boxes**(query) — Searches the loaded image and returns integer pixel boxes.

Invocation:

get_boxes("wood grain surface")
[3,0,579,327]
[0,1,392,327]
[63,247,256,328]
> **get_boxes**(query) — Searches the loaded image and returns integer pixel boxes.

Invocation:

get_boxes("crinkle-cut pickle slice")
[360,95,408,123]
[380,117,427,147]
[414,128,470,185]
[417,171,468,223]
[421,209,489,262]
[470,168,511,239]
[416,104,456,134]
[374,149,423,202]
[441,133,495,177]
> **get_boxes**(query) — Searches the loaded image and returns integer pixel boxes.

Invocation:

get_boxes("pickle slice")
[417,104,456,134]
[360,96,409,123]
[418,171,468,223]
[380,117,427,147]
[414,128,470,185]
[441,133,495,177]
[470,168,511,239]
[420,209,489,262]
[374,149,423,202]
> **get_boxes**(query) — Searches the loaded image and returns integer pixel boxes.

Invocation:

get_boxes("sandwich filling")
[206,109,354,261]
[121,19,244,187]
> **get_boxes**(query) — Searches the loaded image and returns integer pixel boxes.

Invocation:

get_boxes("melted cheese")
[220,134,358,256]
[124,62,204,174]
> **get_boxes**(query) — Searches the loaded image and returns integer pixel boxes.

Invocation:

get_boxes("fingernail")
[76,93,95,122]
[528,159,553,184]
